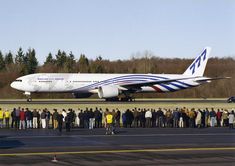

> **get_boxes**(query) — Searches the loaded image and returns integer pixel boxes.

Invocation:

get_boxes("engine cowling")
[98,85,119,98]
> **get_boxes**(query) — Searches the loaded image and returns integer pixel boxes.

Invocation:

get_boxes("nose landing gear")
[24,92,32,102]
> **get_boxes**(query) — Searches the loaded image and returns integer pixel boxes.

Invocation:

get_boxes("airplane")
[10,47,229,101]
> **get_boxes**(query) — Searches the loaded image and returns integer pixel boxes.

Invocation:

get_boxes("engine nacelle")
[98,85,119,98]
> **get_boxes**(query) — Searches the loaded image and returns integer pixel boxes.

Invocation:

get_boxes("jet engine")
[98,85,119,98]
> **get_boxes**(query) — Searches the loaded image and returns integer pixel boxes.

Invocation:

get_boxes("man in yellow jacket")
[4,109,10,128]
[0,108,4,128]
[106,112,114,135]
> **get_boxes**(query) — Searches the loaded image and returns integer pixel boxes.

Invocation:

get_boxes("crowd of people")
[0,107,234,134]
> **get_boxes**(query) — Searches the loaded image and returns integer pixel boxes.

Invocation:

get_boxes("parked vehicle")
[227,96,235,103]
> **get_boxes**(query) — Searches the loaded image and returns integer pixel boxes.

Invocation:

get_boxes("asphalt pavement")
[0,127,235,165]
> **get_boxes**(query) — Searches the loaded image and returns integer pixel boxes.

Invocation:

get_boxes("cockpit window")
[15,79,22,82]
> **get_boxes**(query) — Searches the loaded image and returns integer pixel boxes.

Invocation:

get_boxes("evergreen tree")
[15,47,24,64]
[0,51,5,71]
[55,50,67,68]
[78,54,89,73]
[44,52,55,64]
[65,51,76,73]
[4,51,14,64]
[23,48,38,74]
[90,56,105,73]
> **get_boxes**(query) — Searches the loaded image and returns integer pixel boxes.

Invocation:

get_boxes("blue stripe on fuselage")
[75,74,195,91]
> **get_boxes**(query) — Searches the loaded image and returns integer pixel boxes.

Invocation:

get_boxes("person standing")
[179,110,184,128]
[139,109,145,128]
[122,111,127,128]
[76,110,80,128]
[173,109,180,128]
[133,108,139,128]
[145,109,152,128]
[11,108,16,128]
[25,108,32,129]
[37,109,42,128]
[19,108,26,130]
[115,109,121,128]
[32,109,38,129]
[45,109,51,129]
[98,109,103,128]
[78,110,84,128]
[205,108,210,127]
[157,108,164,128]
[0,108,4,128]
[151,109,157,127]
[209,108,216,127]
[125,109,134,128]
[62,109,67,127]
[15,107,21,129]
[189,109,196,128]
[41,110,46,129]
[57,111,64,133]
[88,109,95,130]
[165,109,172,128]
[105,111,114,135]
[222,110,228,127]
[52,109,58,129]
[4,109,10,128]
[65,110,72,132]
[201,110,206,128]
[195,109,202,128]
[94,107,100,128]
[228,111,234,129]
[216,109,222,127]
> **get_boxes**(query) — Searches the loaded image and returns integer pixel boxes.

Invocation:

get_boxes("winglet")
[183,47,211,76]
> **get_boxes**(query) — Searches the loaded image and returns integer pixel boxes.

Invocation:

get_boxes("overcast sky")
[0,0,234,64]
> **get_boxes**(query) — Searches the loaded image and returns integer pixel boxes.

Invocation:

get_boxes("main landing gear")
[105,96,135,102]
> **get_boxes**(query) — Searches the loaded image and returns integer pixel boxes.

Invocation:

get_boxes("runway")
[0,98,227,104]
[0,128,234,165]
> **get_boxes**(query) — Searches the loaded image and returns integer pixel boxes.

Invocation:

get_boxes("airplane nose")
[10,82,17,89]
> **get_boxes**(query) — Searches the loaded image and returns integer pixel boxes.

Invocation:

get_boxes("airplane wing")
[194,77,231,83]
[118,76,230,89]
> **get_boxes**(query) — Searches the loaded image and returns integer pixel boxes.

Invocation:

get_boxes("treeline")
[0,48,234,98]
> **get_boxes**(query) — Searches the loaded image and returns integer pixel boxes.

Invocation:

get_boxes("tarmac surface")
[0,127,235,165]
[0,98,228,104]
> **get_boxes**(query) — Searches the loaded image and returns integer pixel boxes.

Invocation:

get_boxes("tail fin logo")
[189,49,207,75]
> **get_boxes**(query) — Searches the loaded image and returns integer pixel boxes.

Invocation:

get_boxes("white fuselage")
[10,73,200,94]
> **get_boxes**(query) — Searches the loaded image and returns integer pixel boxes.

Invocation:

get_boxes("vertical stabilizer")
[183,47,211,76]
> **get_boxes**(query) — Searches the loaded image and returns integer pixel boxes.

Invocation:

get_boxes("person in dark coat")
[65,110,72,132]
[98,108,103,128]
[11,108,16,128]
[115,109,121,128]
[201,110,206,128]
[57,111,64,133]
[152,109,157,127]
[94,107,100,128]
[122,111,127,128]
[78,110,84,128]
[125,109,134,128]
[140,109,146,128]
[83,109,89,128]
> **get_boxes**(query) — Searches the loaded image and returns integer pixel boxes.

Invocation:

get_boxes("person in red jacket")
[216,109,222,127]
[19,108,26,130]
